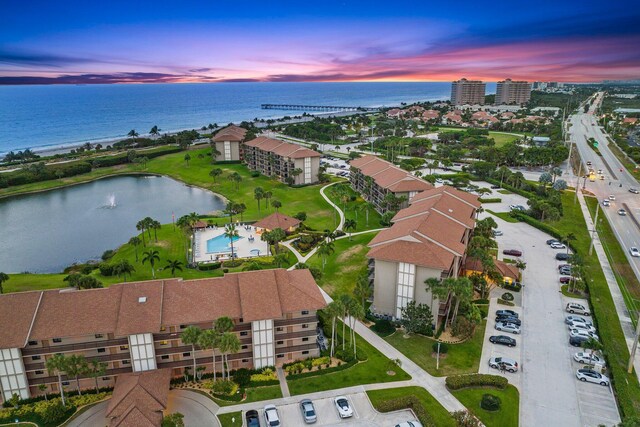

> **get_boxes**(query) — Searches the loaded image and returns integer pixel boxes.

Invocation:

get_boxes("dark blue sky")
[1,0,638,84]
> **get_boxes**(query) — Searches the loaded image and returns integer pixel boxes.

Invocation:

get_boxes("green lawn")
[325,182,383,232]
[306,232,378,297]
[212,385,283,407]
[384,321,486,377]
[367,386,456,427]
[486,210,519,223]
[497,189,512,195]
[489,132,522,147]
[452,385,520,427]
[287,325,411,395]
[217,412,243,427]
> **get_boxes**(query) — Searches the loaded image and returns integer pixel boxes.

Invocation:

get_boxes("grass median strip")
[451,384,519,427]
[217,411,243,427]
[367,386,456,427]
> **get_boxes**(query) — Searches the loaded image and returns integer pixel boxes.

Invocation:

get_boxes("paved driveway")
[482,213,620,427]
[241,392,414,427]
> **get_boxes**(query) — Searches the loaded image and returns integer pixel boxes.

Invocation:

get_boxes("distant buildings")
[244,136,321,185]
[495,79,531,105]
[451,79,486,105]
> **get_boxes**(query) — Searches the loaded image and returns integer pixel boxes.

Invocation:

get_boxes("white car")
[568,322,596,333]
[570,329,599,341]
[576,369,610,386]
[630,247,640,257]
[493,230,503,237]
[264,404,281,427]
[494,321,520,334]
[488,356,519,372]
[574,352,605,366]
[609,195,616,201]
[566,303,590,316]
[334,396,353,418]
[565,315,592,326]
[619,209,627,216]
[395,422,424,427]
[602,200,610,207]
[550,242,566,249]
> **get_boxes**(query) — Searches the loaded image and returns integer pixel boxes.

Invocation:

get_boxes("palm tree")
[136,220,146,246]
[274,253,289,268]
[165,259,184,277]
[38,384,48,401]
[563,233,576,255]
[291,168,303,185]
[142,250,160,279]
[65,354,88,395]
[0,272,9,294]
[87,359,107,392]
[425,277,450,331]
[582,337,604,366]
[447,277,473,326]
[229,172,242,191]
[347,300,365,357]
[181,326,202,382]
[150,220,161,242]
[325,300,344,357]
[353,274,372,308]
[113,259,135,282]
[218,332,241,380]
[264,191,272,208]
[127,129,139,143]
[271,199,282,212]
[198,329,220,382]
[224,224,239,258]
[213,317,235,379]
[317,241,335,271]
[128,237,141,261]
[344,219,357,240]
[149,125,160,138]
[184,153,191,166]
[45,354,68,406]
[254,187,264,212]
[209,168,223,184]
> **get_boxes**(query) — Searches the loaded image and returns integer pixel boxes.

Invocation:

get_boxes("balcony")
[274,316,318,327]
[21,338,129,356]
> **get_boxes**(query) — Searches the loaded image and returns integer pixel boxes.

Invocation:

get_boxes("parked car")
[490,185,500,189]
[565,315,592,326]
[574,352,605,366]
[570,335,589,347]
[550,242,567,249]
[395,422,424,427]
[488,357,519,372]
[503,249,523,257]
[586,161,592,166]
[630,247,640,257]
[559,268,572,275]
[495,316,521,326]
[602,200,610,207]
[568,322,596,333]
[264,405,281,427]
[334,396,353,418]
[609,195,616,200]
[489,335,516,347]
[630,188,640,194]
[493,230,503,237]
[558,263,571,270]
[300,399,317,424]
[559,276,571,284]
[494,321,520,334]
[556,253,570,261]
[547,239,561,245]
[246,410,260,427]
[566,303,591,315]
[570,329,599,341]
[619,209,627,216]
[576,369,609,386]
[495,309,518,318]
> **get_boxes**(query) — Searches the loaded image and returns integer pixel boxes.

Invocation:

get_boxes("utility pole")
[629,312,640,374]
[589,202,599,255]
[436,340,441,370]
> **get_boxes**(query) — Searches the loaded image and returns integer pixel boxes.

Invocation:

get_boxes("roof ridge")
[24,291,44,346]
[286,270,326,307]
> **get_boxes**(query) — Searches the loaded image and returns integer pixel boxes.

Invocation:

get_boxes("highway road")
[568,91,640,320]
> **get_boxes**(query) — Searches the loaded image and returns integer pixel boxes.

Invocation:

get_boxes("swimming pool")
[206,234,242,253]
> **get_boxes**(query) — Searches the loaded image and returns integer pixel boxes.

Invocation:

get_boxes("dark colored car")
[490,185,500,189]
[489,335,516,347]
[570,335,588,347]
[503,249,523,257]
[556,253,570,261]
[559,276,571,284]
[495,316,521,326]
[246,409,261,427]
[495,309,518,318]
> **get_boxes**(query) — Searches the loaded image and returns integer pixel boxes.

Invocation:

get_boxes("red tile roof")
[107,369,171,427]
[253,212,301,230]
[245,136,320,159]
[350,155,433,194]
[212,125,247,142]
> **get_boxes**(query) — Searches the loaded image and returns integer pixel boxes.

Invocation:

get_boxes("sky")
[1,0,639,85]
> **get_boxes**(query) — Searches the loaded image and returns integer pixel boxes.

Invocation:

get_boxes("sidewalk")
[276,366,291,397]
[576,191,640,379]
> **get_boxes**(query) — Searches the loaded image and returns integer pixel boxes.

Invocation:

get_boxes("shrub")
[501,292,514,301]
[233,368,251,387]
[502,282,522,292]
[480,393,502,411]
[249,368,277,383]
[250,171,261,177]
[445,374,508,390]
[372,319,396,336]
[497,299,515,306]
[101,249,115,261]
[98,262,115,276]
[451,317,475,338]
[68,392,109,406]
[210,379,238,396]
[432,342,449,354]
[478,197,502,203]
[334,348,355,363]
[311,356,330,367]
[33,398,68,423]
[375,395,436,427]
[222,259,244,268]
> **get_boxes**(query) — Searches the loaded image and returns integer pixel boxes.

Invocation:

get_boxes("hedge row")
[445,374,508,390]
[375,395,436,427]
[478,197,502,203]
[286,359,357,381]
[483,176,537,200]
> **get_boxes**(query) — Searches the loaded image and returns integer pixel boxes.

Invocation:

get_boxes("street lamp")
[436,340,441,370]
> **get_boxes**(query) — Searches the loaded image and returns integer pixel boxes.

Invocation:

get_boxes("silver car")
[494,321,520,334]
[300,399,317,424]
[574,352,605,366]
[567,321,596,333]
[576,368,609,386]
[565,315,592,326]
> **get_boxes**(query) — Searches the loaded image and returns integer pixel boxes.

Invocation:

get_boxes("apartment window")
[276,327,283,332]
[304,157,312,183]
[276,341,284,345]
[120,345,129,351]
[94,334,104,339]
[224,141,231,160]
[396,262,416,319]
[240,331,248,336]
[27,341,37,346]
[52,338,62,343]
[277,354,284,359]
[302,324,309,329]
[160,341,169,346]
[161,355,169,360]
[182,352,190,357]
[160,326,166,332]
[179,325,187,329]
[102,377,110,380]
[302,337,309,342]
[241,345,248,350]
[35,370,43,375]
[242,359,249,363]
[31,356,41,361]
[302,351,309,355]
[239,318,244,323]
[301,310,309,315]
[122,360,130,365]
[62,381,70,386]
[97,348,106,353]
[128,333,156,372]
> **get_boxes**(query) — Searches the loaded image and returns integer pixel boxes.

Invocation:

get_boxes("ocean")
[0,81,496,155]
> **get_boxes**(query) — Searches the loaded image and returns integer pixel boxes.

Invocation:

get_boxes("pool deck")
[193,223,270,263]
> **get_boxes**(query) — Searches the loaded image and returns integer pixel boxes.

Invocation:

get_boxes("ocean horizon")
[0,81,496,155]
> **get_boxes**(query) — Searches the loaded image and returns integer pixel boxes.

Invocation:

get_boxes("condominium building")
[0,269,325,403]
[451,78,486,105]
[349,155,433,213]
[212,125,247,162]
[244,136,321,185]
[495,79,532,105]
[366,186,480,326]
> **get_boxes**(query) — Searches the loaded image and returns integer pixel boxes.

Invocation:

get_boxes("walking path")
[576,190,640,378]
[276,366,291,397]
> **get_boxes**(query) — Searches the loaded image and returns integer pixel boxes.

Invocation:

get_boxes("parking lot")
[321,157,350,178]
[481,213,620,426]
[241,392,415,426]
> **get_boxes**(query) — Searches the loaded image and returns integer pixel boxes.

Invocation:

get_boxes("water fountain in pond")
[106,193,116,209]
